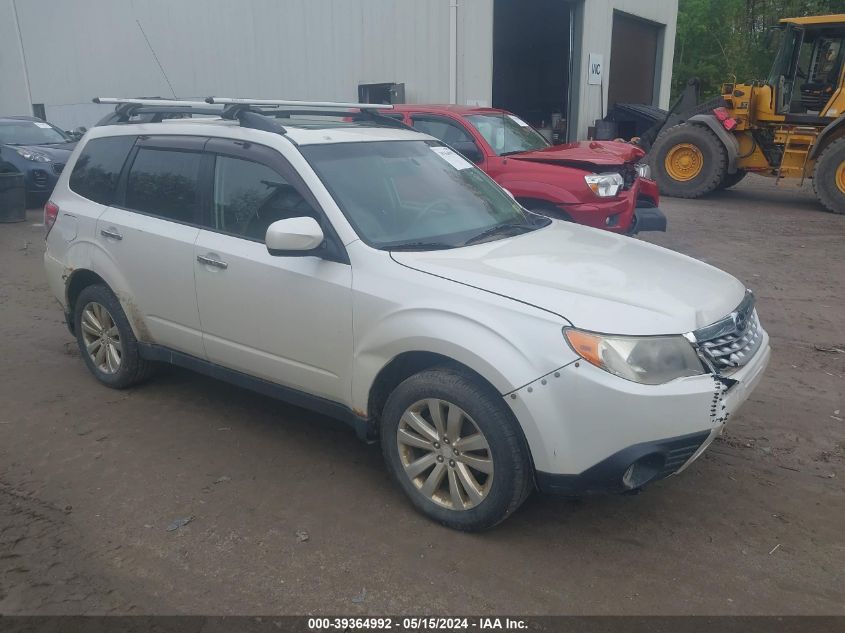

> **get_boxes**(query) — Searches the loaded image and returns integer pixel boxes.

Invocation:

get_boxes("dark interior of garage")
[492,0,572,143]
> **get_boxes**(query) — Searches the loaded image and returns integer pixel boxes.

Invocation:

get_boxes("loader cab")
[768,21,845,118]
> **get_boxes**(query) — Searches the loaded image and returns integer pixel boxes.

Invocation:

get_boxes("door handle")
[197,254,228,270]
[100,228,123,241]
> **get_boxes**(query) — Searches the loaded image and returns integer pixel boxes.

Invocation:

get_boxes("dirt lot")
[0,176,843,615]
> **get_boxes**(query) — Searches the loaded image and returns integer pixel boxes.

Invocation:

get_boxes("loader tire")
[812,137,845,214]
[649,123,727,198]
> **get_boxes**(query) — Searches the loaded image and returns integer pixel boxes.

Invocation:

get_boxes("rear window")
[68,136,135,205]
[125,148,202,223]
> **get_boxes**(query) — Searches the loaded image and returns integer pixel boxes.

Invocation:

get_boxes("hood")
[391,222,746,335]
[509,141,645,170]
[4,142,76,162]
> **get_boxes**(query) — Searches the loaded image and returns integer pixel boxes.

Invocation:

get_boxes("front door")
[193,139,352,404]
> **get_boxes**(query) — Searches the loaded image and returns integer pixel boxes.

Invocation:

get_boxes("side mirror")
[451,141,483,164]
[67,127,87,140]
[265,216,324,255]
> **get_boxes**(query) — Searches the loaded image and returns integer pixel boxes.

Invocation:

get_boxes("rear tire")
[74,284,155,389]
[812,137,845,214]
[649,123,727,198]
[380,367,533,531]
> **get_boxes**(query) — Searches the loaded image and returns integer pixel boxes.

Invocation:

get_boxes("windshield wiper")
[387,241,456,251]
[463,222,534,246]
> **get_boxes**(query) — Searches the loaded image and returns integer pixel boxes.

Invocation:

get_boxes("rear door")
[96,135,208,357]
[193,138,352,403]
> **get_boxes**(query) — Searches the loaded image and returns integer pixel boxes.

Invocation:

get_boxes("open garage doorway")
[607,12,662,108]
[492,0,573,143]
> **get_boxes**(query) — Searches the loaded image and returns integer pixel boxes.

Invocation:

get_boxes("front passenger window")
[212,156,316,241]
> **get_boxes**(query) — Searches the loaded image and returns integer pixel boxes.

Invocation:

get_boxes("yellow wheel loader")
[648,14,845,214]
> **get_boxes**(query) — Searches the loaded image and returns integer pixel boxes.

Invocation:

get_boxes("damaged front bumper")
[505,331,771,494]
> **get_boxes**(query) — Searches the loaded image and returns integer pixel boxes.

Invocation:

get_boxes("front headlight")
[564,328,706,385]
[16,148,52,162]
[635,162,651,179]
[584,172,624,197]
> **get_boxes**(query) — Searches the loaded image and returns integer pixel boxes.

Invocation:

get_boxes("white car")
[43,98,771,531]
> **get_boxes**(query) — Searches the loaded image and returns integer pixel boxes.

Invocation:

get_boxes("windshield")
[301,140,542,250]
[466,113,549,156]
[0,121,70,145]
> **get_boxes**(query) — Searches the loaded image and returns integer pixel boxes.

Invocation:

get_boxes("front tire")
[812,137,845,214]
[380,367,533,531]
[649,123,727,198]
[74,284,154,389]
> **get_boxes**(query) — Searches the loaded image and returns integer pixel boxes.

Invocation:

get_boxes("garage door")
[608,12,661,107]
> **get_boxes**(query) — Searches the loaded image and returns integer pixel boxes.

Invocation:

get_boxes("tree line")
[673,0,845,99]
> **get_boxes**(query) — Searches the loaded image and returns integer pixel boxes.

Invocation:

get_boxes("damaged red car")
[390,105,666,235]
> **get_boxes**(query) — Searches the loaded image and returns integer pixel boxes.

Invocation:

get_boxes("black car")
[0,116,78,207]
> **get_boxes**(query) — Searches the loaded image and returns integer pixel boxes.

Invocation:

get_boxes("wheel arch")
[809,114,845,160]
[686,114,740,173]
[64,265,147,341]
[366,351,504,426]
[65,269,108,334]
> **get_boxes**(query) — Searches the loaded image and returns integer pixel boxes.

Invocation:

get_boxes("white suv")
[44,98,771,530]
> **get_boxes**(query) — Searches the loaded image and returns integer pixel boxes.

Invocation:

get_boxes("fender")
[809,113,845,159]
[352,307,576,463]
[687,114,741,174]
[353,307,573,411]
[495,177,586,206]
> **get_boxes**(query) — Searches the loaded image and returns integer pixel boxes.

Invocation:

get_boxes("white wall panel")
[0,0,34,116]
[12,0,455,126]
[4,0,678,137]
[573,0,678,139]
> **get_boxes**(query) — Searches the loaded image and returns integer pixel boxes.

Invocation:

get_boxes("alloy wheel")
[397,398,494,510]
[80,302,122,374]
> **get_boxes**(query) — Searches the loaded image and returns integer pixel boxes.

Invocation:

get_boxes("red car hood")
[508,141,645,169]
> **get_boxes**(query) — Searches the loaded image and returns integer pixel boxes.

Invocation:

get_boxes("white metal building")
[0,0,677,140]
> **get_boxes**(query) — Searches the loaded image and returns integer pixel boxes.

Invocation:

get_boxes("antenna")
[135,18,177,98]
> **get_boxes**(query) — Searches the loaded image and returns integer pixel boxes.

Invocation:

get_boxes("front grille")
[693,292,763,373]
[53,163,65,175]
[620,163,637,190]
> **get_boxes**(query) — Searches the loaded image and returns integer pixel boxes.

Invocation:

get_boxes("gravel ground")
[0,175,843,615]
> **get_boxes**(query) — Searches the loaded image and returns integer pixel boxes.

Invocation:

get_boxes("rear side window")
[68,136,135,205]
[125,148,202,223]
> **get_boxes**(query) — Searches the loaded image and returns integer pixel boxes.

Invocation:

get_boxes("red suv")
[390,105,665,234]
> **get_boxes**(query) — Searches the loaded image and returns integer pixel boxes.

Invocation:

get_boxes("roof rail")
[206,97,394,110]
[93,97,217,107]
[92,97,225,127]
[91,96,407,134]
[209,97,408,133]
